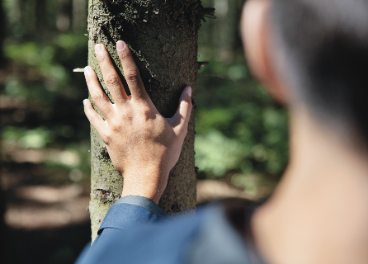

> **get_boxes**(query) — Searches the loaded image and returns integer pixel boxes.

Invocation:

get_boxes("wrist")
[121,184,165,205]
[121,170,169,204]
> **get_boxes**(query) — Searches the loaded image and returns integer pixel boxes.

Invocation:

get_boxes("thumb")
[170,86,192,136]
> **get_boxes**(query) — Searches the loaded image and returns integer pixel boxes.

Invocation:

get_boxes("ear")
[240,0,288,104]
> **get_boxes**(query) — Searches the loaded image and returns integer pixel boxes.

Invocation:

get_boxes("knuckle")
[102,132,111,144]
[97,53,107,64]
[110,120,121,132]
[125,70,138,82]
[123,112,133,122]
[105,75,121,88]
[121,51,131,61]
[140,107,151,120]
[99,105,110,115]
[92,94,103,104]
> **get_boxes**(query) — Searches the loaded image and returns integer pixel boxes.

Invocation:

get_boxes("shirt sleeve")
[75,198,261,264]
[97,195,169,234]
[75,195,169,264]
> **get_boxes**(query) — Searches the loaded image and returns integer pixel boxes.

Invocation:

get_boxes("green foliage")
[196,130,244,176]
[3,126,53,149]
[195,11,289,192]
[194,73,289,181]
[1,30,91,179]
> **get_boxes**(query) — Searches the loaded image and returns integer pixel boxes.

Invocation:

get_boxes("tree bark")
[87,0,204,241]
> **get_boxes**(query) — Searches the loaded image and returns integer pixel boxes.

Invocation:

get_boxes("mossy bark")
[88,0,204,241]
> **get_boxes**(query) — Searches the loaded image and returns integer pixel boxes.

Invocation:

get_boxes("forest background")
[0,0,288,263]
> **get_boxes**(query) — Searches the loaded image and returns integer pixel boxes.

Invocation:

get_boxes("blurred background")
[0,0,288,263]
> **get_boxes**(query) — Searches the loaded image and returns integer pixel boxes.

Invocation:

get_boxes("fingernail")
[83,99,88,105]
[95,44,103,53]
[84,66,91,76]
[186,86,192,97]
[117,41,126,51]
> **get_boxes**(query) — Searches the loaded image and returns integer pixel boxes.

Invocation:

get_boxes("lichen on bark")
[88,0,204,241]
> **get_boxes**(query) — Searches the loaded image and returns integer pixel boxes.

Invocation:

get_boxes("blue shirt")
[75,196,265,264]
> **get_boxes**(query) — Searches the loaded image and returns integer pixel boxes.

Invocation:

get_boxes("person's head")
[241,0,368,148]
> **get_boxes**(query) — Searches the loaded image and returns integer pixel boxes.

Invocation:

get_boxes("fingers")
[95,44,128,104]
[83,99,109,143]
[84,66,113,118]
[116,41,148,102]
[169,86,193,137]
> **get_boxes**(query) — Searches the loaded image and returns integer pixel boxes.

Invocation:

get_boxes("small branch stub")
[197,61,209,70]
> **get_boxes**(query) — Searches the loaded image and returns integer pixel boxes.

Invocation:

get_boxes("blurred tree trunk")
[72,0,87,32]
[88,0,206,241]
[0,0,5,66]
[35,0,48,41]
[19,0,36,38]
[0,0,7,259]
[57,0,73,32]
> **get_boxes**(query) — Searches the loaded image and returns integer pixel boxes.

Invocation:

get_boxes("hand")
[83,41,192,204]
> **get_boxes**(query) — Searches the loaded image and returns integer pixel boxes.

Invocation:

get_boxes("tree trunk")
[87,0,205,241]
[0,0,7,258]
[0,0,6,66]
[72,0,87,32]
[57,0,72,32]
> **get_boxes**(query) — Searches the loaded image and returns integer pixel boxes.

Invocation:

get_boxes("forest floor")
[1,156,91,264]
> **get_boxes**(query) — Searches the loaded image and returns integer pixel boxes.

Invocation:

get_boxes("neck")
[253,108,368,264]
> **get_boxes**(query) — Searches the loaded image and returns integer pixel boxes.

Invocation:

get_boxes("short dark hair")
[270,0,368,145]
